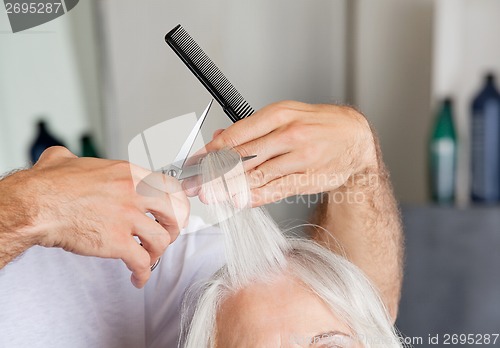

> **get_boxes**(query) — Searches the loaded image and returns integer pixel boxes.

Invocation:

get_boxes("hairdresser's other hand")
[7,146,189,288]
[186,101,377,207]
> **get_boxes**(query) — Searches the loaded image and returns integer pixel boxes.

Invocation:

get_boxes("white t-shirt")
[0,216,225,348]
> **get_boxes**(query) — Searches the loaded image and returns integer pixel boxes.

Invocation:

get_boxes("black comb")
[165,24,254,123]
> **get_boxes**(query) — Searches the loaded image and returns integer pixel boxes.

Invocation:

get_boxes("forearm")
[309,131,403,321]
[0,170,39,269]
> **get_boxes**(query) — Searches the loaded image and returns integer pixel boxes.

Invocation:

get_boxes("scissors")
[148,100,256,271]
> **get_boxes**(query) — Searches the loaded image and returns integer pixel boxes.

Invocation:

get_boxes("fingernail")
[186,186,199,197]
[199,195,209,205]
[131,275,143,289]
[183,180,200,196]
[247,171,260,188]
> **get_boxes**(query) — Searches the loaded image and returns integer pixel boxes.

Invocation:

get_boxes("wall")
[352,0,435,203]
[66,0,105,153]
[0,1,101,173]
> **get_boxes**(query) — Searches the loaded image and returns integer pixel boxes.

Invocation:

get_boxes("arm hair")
[309,122,404,322]
[0,169,39,269]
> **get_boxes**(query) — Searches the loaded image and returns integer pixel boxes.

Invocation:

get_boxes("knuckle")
[213,128,225,140]
[36,146,71,164]
[124,248,150,275]
[217,133,239,149]
[271,100,304,121]
[43,146,64,157]
[272,104,293,124]
[119,203,138,217]
[286,123,306,143]
[250,168,266,186]
[113,160,131,171]
[148,249,162,262]
[301,143,318,161]
[296,149,309,164]
[135,253,151,273]
[148,250,162,263]
[158,228,172,248]
[235,145,251,158]
[115,233,133,252]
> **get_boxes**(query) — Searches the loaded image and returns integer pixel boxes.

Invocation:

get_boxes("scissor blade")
[172,100,213,168]
[178,155,256,180]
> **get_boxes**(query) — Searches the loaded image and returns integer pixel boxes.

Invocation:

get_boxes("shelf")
[397,204,500,335]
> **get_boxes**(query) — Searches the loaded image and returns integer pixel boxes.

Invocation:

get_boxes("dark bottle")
[429,98,457,204]
[81,133,100,158]
[471,73,500,203]
[29,120,65,163]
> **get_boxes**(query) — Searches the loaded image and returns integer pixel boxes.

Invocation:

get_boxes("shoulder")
[150,216,225,286]
[143,217,226,348]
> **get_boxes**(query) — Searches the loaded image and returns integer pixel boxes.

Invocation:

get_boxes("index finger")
[204,103,287,152]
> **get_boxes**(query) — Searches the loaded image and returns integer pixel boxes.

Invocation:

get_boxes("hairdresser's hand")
[0,146,189,288]
[184,101,377,207]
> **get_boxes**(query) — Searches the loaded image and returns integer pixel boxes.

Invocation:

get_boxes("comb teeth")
[166,25,254,122]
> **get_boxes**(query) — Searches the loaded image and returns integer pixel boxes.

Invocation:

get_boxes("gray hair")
[180,150,402,348]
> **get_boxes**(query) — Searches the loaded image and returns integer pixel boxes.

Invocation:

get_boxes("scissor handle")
[150,258,161,271]
[139,217,163,272]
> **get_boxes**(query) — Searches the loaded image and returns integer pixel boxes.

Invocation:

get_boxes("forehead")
[215,275,354,348]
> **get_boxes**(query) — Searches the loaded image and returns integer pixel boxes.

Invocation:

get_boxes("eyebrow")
[308,331,353,347]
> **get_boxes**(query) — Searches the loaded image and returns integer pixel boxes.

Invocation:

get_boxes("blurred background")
[1,0,500,344]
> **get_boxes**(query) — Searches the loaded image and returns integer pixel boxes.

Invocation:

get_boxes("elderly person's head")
[181,150,402,348]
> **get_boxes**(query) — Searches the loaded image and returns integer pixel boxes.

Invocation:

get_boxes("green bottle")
[429,98,457,204]
[81,134,100,158]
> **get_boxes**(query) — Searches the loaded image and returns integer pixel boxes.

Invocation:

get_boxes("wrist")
[343,107,382,182]
[353,110,379,174]
[0,169,45,246]
[332,116,385,195]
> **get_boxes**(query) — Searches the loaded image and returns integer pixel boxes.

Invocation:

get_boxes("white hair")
[180,149,403,348]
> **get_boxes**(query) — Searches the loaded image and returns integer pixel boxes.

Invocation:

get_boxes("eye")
[310,333,355,348]
[315,344,342,348]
